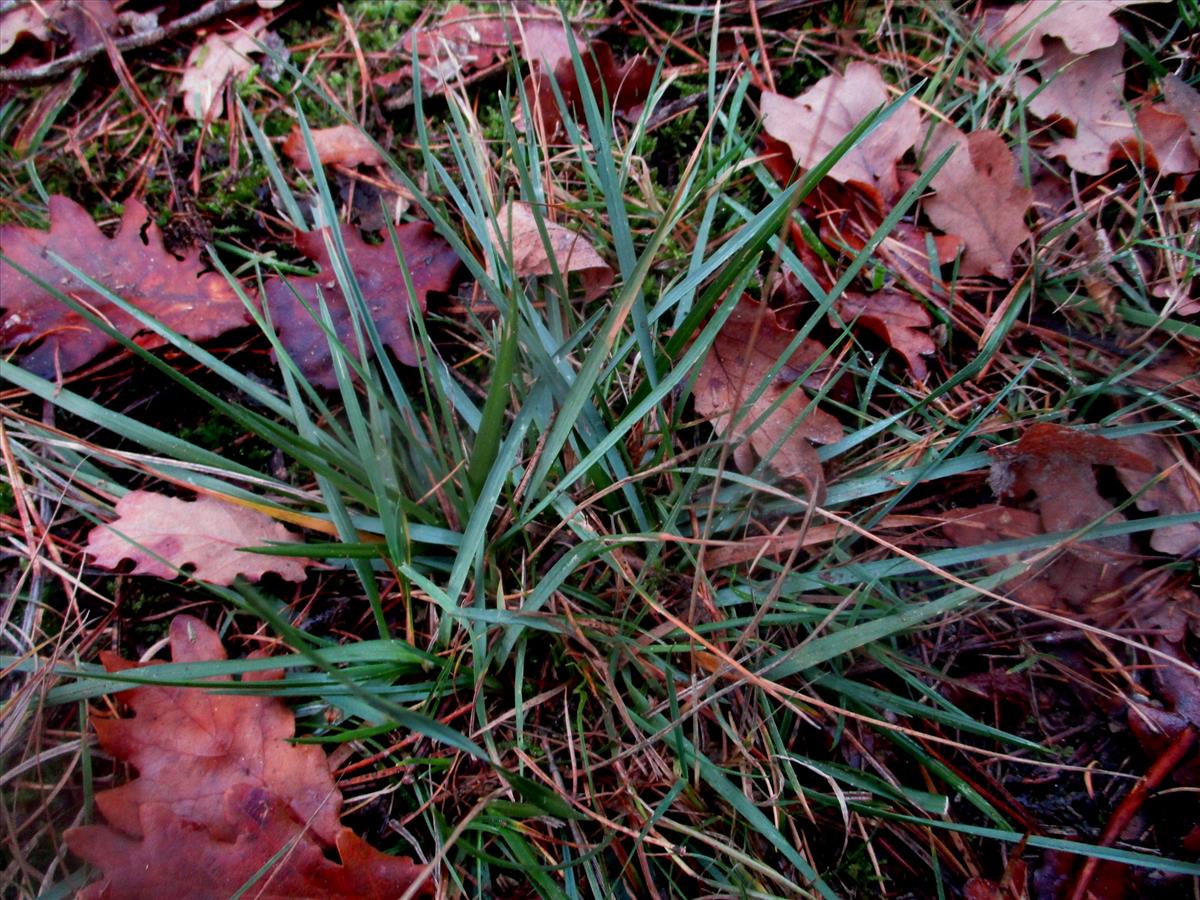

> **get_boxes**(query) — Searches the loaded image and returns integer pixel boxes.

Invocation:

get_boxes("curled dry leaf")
[988,423,1154,541]
[489,201,613,300]
[834,290,935,379]
[924,125,1033,278]
[282,124,385,170]
[0,0,118,58]
[264,222,460,389]
[1115,434,1200,557]
[693,298,843,498]
[65,616,429,899]
[86,491,308,585]
[180,16,266,120]
[0,195,248,377]
[985,0,1150,60]
[760,62,922,203]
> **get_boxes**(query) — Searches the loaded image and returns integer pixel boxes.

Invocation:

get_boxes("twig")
[0,0,260,84]
[1068,724,1198,900]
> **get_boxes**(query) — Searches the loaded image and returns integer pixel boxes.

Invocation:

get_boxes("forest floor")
[1,1,1199,898]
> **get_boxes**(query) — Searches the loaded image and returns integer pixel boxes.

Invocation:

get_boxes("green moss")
[175,413,276,470]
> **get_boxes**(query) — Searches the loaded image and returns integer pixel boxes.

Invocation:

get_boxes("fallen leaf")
[180,17,266,121]
[1017,40,1196,176]
[761,62,922,202]
[0,0,118,58]
[834,290,935,378]
[86,492,308,586]
[943,425,1161,615]
[1127,630,1200,786]
[1163,74,1200,155]
[70,788,428,900]
[1126,104,1200,175]
[65,616,429,899]
[940,505,1066,612]
[693,298,843,497]
[1020,40,1128,175]
[924,125,1033,278]
[0,195,249,377]
[811,191,961,298]
[522,40,655,137]
[1115,434,1200,557]
[263,222,460,389]
[282,124,385,171]
[392,3,576,93]
[0,0,58,54]
[955,424,1155,612]
[985,0,1145,60]
[988,424,1153,543]
[963,859,1029,900]
[489,201,613,300]
[873,223,963,298]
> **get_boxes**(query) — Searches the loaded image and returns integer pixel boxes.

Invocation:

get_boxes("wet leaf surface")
[65,616,429,899]
[263,222,460,389]
[0,195,249,376]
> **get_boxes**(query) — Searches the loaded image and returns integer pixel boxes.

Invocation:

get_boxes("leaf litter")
[263,221,460,388]
[693,297,843,498]
[85,491,309,586]
[4,0,1200,896]
[0,195,249,376]
[65,616,429,899]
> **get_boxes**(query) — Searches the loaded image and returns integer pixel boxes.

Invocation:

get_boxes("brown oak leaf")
[179,17,267,121]
[1018,40,1197,176]
[873,222,963,299]
[86,492,308,586]
[943,425,1165,617]
[812,192,961,299]
[282,124,385,170]
[69,788,428,900]
[1020,40,1128,175]
[391,2,575,93]
[760,63,922,203]
[985,0,1153,61]
[942,424,1155,614]
[65,616,429,899]
[263,222,460,389]
[834,290,935,379]
[1115,434,1200,558]
[694,298,843,498]
[488,201,613,300]
[0,195,249,377]
[1163,74,1200,156]
[924,125,1032,278]
[988,424,1153,541]
[522,40,655,138]
[1128,104,1200,175]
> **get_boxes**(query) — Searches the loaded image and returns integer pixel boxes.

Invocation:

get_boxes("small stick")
[0,0,260,84]
[1068,724,1197,900]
